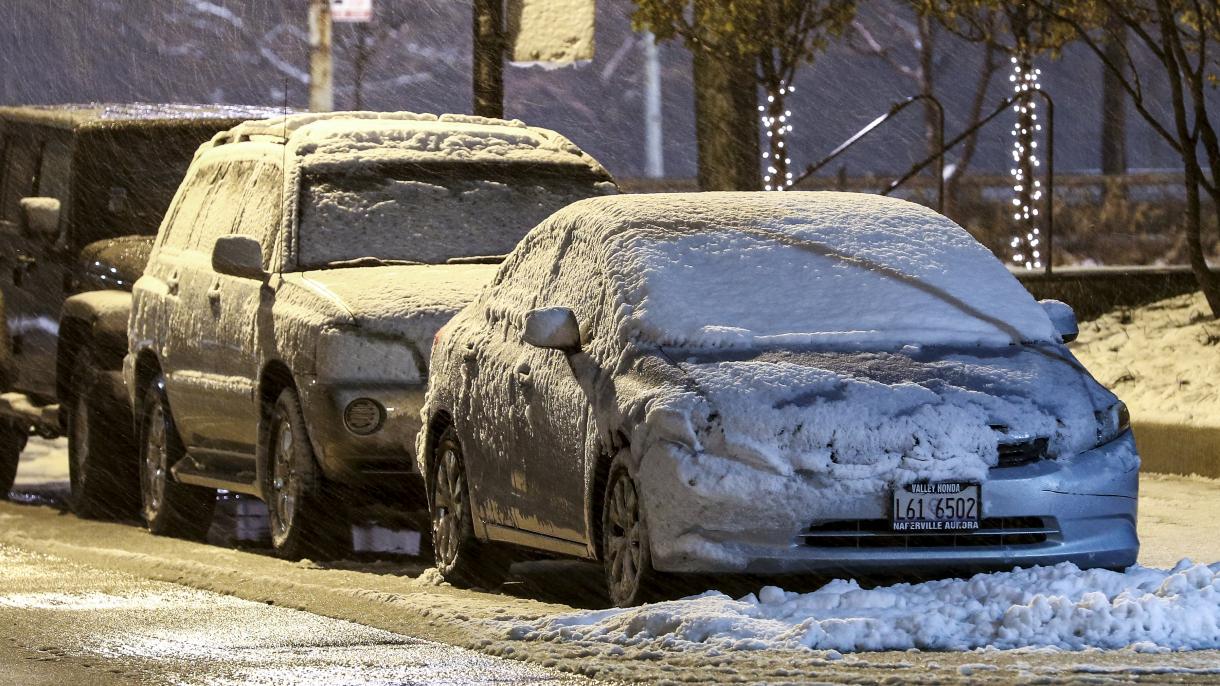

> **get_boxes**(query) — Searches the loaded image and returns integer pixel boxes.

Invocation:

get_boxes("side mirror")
[18,197,61,239]
[1040,299,1078,343]
[212,235,267,281]
[522,307,581,353]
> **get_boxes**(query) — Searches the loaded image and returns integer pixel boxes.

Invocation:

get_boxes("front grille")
[799,516,1057,549]
[997,437,1049,467]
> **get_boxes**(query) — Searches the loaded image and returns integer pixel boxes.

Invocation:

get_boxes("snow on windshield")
[600,192,1058,350]
[298,173,615,268]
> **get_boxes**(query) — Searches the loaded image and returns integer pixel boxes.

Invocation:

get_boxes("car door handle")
[166,271,180,295]
[207,281,221,304]
[514,362,532,387]
[462,341,477,362]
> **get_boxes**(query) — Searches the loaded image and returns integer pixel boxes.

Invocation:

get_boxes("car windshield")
[619,226,1059,351]
[297,163,614,268]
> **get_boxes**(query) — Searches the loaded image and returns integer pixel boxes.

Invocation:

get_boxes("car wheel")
[602,457,663,607]
[0,419,26,499]
[139,376,215,539]
[265,387,351,560]
[430,426,510,589]
[68,351,138,519]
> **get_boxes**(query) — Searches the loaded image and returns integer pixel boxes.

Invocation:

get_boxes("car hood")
[661,344,1120,491]
[297,263,498,345]
[79,235,155,291]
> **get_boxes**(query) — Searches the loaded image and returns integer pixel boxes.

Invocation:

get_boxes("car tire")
[601,455,665,607]
[0,419,26,499]
[68,351,138,519]
[265,387,351,561]
[139,376,216,539]
[429,425,511,589]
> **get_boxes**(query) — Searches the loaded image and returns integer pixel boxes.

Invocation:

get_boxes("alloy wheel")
[605,471,644,604]
[270,420,299,539]
[432,447,465,570]
[141,403,168,518]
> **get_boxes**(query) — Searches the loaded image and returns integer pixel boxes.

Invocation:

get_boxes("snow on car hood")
[667,344,1119,491]
[298,263,498,348]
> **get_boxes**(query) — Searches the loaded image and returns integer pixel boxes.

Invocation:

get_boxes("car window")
[539,233,611,348]
[185,160,250,255]
[158,161,224,251]
[0,136,41,221]
[485,231,561,322]
[232,161,283,269]
[35,137,71,203]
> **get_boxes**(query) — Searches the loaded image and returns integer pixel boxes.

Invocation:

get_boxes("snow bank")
[556,192,1061,350]
[1072,291,1220,424]
[505,561,1220,653]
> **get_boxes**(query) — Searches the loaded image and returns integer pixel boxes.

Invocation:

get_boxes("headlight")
[316,329,423,384]
[1096,400,1131,446]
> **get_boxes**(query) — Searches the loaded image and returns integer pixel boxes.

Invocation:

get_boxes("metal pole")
[1040,90,1055,276]
[308,0,334,112]
[472,0,505,118]
[643,32,665,178]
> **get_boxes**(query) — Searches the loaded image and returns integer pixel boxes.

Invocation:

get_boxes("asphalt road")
[3,438,1220,684]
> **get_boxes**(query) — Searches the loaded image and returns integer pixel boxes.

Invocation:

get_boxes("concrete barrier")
[1133,416,1220,479]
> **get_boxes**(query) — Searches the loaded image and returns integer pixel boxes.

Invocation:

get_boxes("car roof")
[206,111,609,176]
[0,103,289,131]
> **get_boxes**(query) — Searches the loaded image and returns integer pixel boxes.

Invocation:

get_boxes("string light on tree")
[1008,51,1044,270]
[761,80,795,191]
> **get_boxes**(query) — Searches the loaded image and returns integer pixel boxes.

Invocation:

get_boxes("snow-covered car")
[419,192,1139,606]
[125,111,616,558]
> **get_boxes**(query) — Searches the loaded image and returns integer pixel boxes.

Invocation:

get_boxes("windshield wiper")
[446,255,506,265]
[322,257,426,269]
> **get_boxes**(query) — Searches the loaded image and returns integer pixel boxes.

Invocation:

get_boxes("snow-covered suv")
[125,112,615,558]
[421,192,1138,606]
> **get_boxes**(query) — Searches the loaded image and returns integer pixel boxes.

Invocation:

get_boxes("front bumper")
[297,376,426,492]
[636,431,1140,575]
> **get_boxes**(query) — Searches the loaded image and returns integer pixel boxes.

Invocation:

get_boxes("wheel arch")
[420,409,453,507]
[254,359,299,499]
[56,291,132,409]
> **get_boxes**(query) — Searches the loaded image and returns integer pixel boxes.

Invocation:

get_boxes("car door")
[194,156,282,461]
[160,159,246,453]
[507,235,609,543]
[459,236,561,529]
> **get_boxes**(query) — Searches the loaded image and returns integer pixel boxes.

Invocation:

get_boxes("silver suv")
[126,111,615,558]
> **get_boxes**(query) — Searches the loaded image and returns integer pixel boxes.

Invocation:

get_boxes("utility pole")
[642,33,665,178]
[309,0,334,112]
[472,0,504,118]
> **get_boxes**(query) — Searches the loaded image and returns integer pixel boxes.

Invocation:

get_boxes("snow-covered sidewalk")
[1072,291,1219,424]
[503,561,1220,654]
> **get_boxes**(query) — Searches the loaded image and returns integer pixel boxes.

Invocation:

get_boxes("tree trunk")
[472,0,504,118]
[1182,162,1220,316]
[692,45,761,191]
[1100,15,1127,176]
[307,0,333,112]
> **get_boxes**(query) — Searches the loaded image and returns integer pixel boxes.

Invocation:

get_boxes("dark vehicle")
[0,104,281,512]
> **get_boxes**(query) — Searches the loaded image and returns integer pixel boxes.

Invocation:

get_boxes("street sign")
[507,0,595,65]
[331,0,372,23]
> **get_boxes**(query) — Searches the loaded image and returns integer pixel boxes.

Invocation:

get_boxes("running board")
[172,455,261,497]
[483,523,591,558]
[0,392,60,437]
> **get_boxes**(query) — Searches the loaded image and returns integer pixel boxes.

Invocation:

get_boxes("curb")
[1133,417,1220,479]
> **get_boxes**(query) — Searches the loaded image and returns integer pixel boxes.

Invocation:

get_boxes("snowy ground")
[5,441,1220,683]
[1072,291,1220,424]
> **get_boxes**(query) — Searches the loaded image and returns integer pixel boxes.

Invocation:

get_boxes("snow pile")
[506,561,1220,653]
[1072,291,1220,424]
[552,192,1061,350]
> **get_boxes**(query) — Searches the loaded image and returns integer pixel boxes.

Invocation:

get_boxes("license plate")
[891,482,981,531]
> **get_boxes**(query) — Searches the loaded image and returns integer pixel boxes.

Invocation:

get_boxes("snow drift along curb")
[1134,415,1220,479]
[503,561,1220,654]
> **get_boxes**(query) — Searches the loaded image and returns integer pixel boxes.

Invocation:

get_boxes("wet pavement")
[0,545,588,685]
